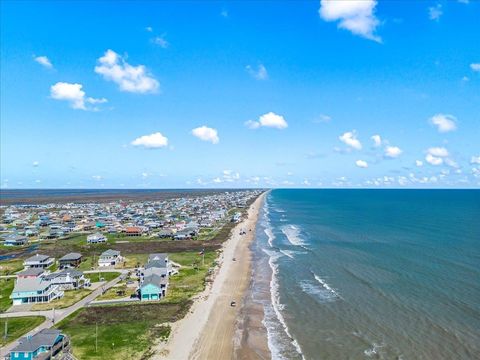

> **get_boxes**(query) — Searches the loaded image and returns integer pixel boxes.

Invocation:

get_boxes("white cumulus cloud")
[339,131,362,150]
[470,63,480,72]
[246,64,268,80]
[356,160,368,168]
[471,155,480,164]
[191,126,220,144]
[34,55,53,69]
[131,132,169,148]
[428,147,449,157]
[50,82,107,110]
[429,114,457,133]
[319,0,381,42]
[385,146,402,158]
[246,112,288,129]
[371,134,382,147]
[32,161,39,167]
[95,49,159,93]
[415,160,423,167]
[429,3,443,21]
[425,153,443,166]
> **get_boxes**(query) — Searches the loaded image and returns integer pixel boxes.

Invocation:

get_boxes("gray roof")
[101,249,120,257]
[145,260,166,270]
[144,267,167,278]
[59,252,82,261]
[148,253,168,263]
[13,329,62,352]
[44,269,83,280]
[17,268,45,277]
[142,273,167,288]
[24,254,50,263]
[13,277,51,292]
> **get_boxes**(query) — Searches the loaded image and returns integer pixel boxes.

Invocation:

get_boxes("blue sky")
[1,0,479,189]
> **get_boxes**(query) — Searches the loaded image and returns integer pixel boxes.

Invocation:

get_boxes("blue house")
[139,253,170,301]
[9,329,67,360]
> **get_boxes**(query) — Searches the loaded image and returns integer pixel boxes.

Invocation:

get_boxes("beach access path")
[154,192,266,360]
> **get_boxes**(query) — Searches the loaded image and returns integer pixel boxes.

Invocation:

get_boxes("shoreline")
[153,192,269,360]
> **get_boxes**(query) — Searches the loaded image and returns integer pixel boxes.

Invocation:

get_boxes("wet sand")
[153,192,269,360]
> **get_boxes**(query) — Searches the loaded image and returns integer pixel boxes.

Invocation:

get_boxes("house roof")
[13,329,62,352]
[125,226,142,233]
[24,254,50,263]
[59,252,82,261]
[17,268,44,277]
[142,273,167,288]
[148,253,168,263]
[145,260,167,270]
[44,269,84,280]
[101,249,120,257]
[13,277,51,292]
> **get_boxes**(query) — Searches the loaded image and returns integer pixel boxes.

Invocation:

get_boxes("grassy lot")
[85,272,119,283]
[123,253,148,268]
[56,302,189,359]
[31,289,92,311]
[97,282,137,300]
[166,251,217,303]
[0,258,24,275]
[0,316,45,346]
[0,278,15,311]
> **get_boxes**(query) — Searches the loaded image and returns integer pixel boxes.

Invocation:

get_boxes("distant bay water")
[251,189,480,359]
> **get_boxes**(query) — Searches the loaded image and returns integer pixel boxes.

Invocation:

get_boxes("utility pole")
[95,322,98,353]
[4,316,7,342]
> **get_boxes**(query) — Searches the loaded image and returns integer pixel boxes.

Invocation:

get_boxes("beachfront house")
[87,232,107,244]
[43,269,90,290]
[9,329,69,360]
[58,252,82,269]
[139,253,170,301]
[98,249,122,267]
[23,254,54,269]
[10,277,63,305]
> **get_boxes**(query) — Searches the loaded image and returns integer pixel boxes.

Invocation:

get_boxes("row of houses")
[1,190,262,246]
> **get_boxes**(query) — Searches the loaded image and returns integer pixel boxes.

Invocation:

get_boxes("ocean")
[250,189,480,360]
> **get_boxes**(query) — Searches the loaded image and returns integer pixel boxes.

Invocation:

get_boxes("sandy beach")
[154,192,269,360]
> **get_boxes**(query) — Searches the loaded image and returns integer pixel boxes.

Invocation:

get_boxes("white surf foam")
[313,273,341,299]
[281,224,307,247]
[266,255,305,359]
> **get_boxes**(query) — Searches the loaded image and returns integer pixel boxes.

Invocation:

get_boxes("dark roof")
[13,329,62,352]
[101,249,120,257]
[59,252,82,261]
[24,254,50,263]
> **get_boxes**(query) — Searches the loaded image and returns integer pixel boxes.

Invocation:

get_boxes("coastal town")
[0,189,262,359]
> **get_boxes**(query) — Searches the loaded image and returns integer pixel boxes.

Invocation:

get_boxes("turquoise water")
[253,190,480,359]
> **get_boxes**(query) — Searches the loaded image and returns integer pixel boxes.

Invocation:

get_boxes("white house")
[87,232,107,244]
[23,254,55,269]
[98,249,122,267]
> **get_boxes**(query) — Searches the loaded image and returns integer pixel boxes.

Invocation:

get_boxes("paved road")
[0,270,127,356]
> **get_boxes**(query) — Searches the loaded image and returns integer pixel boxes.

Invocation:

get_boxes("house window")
[14,353,19,358]
[24,353,29,357]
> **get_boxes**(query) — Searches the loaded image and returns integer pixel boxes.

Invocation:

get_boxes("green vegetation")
[0,258,24,275]
[97,282,136,300]
[123,253,148,268]
[0,316,45,346]
[85,272,119,283]
[56,302,188,359]
[31,289,92,311]
[166,251,217,303]
[0,278,15,311]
